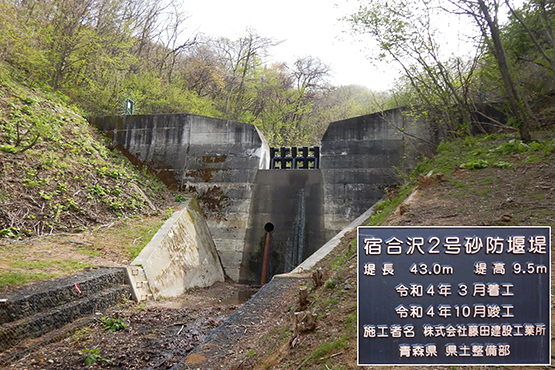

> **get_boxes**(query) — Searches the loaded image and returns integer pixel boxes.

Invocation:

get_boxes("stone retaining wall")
[0,268,130,352]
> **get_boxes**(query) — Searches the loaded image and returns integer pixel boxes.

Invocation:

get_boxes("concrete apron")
[125,194,382,302]
[127,198,225,301]
[174,202,382,369]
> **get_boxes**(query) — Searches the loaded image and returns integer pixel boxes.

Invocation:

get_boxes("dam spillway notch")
[269,146,320,170]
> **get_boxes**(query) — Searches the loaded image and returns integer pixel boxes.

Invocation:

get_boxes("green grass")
[69,327,93,345]
[330,240,356,271]
[125,220,165,260]
[529,192,548,201]
[322,296,339,308]
[8,259,92,271]
[0,271,57,290]
[413,134,555,178]
[367,132,555,226]
[368,184,416,226]
[0,213,165,291]
[0,258,93,290]
[344,308,357,329]
[311,335,350,360]
[76,245,102,256]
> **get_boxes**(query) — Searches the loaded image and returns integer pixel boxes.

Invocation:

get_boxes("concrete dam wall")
[90,114,268,281]
[88,109,433,284]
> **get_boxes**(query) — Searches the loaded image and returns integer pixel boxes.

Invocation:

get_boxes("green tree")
[498,1,555,126]
[0,0,376,139]
[0,1,50,82]
[346,0,480,137]
[215,29,281,120]
[309,85,389,140]
[180,42,226,99]
[446,0,532,141]
[505,0,555,74]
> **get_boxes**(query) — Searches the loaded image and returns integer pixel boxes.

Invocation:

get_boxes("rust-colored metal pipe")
[261,231,270,285]
[261,223,274,285]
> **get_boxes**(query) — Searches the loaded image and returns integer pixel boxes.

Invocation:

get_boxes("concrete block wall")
[0,269,125,325]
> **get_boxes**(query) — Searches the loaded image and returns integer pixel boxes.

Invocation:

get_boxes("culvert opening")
[264,222,274,233]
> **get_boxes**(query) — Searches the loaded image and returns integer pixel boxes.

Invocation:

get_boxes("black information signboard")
[357,226,551,366]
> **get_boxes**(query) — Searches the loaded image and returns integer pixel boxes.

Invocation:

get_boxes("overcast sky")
[182,0,400,91]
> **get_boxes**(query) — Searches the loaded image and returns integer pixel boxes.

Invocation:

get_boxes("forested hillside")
[0,55,177,235]
[1,0,554,149]
[0,0,388,146]
[0,60,180,289]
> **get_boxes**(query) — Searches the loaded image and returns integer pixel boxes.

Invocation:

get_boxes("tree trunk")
[478,0,531,142]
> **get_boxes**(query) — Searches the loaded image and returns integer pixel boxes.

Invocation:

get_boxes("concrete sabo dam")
[88,109,434,284]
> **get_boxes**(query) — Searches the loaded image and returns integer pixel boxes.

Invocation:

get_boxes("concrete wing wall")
[88,114,270,187]
[131,198,224,299]
[320,108,433,235]
[178,118,270,282]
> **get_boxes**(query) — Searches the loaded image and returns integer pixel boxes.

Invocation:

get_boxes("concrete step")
[0,268,126,325]
[0,284,131,352]
[126,265,153,302]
